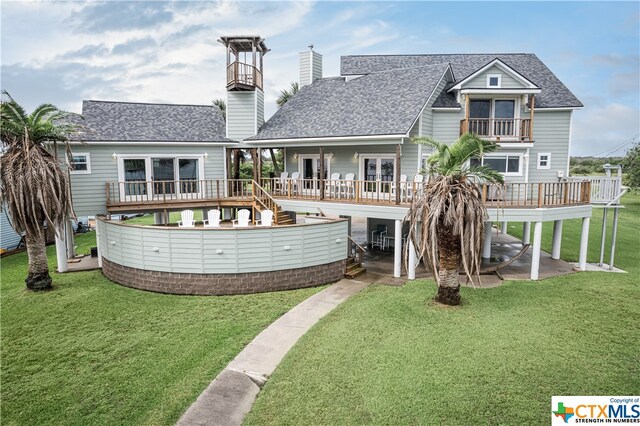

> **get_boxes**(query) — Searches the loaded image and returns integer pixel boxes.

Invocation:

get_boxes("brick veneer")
[101,258,346,295]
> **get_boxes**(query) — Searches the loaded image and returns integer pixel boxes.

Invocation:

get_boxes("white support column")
[609,208,619,270]
[551,220,563,260]
[579,217,590,271]
[55,225,68,273]
[408,240,417,280]
[530,221,543,280]
[598,208,608,266]
[500,221,508,235]
[65,219,75,259]
[393,219,402,278]
[522,222,531,245]
[482,221,492,259]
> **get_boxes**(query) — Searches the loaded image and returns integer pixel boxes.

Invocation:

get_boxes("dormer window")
[487,74,501,88]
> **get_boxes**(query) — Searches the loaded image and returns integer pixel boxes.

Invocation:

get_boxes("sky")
[1,1,639,157]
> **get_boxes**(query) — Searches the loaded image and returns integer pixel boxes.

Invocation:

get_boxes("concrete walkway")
[177,278,370,426]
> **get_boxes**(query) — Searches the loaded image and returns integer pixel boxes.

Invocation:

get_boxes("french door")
[361,156,395,196]
[119,156,202,201]
[299,155,330,190]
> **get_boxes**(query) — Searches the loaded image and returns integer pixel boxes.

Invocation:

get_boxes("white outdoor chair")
[257,209,273,227]
[233,209,250,227]
[371,224,388,251]
[203,209,221,228]
[341,172,356,199]
[177,210,195,228]
[392,174,408,202]
[326,172,340,197]
[290,172,300,195]
[408,174,425,199]
[276,171,289,195]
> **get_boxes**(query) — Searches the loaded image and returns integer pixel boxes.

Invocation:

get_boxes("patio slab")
[66,255,100,272]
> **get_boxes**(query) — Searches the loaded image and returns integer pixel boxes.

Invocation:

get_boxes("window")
[537,153,551,170]
[68,153,91,174]
[487,74,502,88]
[470,154,522,176]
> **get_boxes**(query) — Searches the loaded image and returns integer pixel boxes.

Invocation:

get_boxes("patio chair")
[408,174,425,199]
[233,209,250,227]
[326,172,340,198]
[392,174,408,202]
[257,209,273,227]
[341,172,356,199]
[177,210,195,228]
[290,172,300,195]
[371,224,387,250]
[203,209,221,228]
[276,171,288,195]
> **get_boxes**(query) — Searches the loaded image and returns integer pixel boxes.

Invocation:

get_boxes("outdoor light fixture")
[204,152,208,159]
[353,152,359,159]
[293,152,298,160]
[328,152,334,159]
[112,152,117,160]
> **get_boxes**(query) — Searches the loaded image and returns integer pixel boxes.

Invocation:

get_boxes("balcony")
[226,61,263,91]
[460,118,532,142]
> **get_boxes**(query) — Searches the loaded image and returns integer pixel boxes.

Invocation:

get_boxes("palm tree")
[0,92,77,291]
[405,133,504,305]
[212,98,226,120]
[276,82,299,108]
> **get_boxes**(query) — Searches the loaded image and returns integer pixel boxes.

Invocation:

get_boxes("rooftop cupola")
[218,35,269,91]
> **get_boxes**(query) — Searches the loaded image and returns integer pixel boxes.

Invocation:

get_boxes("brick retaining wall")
[101,258,346,295]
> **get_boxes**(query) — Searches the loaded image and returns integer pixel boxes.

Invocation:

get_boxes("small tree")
[405,134,504,305]
[623,142,640,189]
[0,92,78,290]
[212,98,226,120]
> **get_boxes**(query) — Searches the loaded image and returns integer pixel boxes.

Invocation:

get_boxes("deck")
[105,178,593,214]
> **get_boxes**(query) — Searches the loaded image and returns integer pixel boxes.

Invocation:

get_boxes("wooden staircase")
[345,256,366,279]
[345,236,367,279]
[275,211,295,225]
[252,180,295,225]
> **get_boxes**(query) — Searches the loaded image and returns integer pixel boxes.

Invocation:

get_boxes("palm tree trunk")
[25,230,52,291]
[269,149,280,174]
[435,224,461,305]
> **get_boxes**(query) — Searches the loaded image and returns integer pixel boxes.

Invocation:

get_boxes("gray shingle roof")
[249,63,450,141]
[73,100,233,142]
[341,54,582,108]
[432,82,460,108]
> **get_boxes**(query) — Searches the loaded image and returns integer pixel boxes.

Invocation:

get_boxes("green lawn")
[0,232,323,425]
[245,194,640,425]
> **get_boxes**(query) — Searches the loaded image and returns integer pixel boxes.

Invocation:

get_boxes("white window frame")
[115,154,206,200]
[68,152,91,174]
[473,152,523,177]
[537,153,551,170]
[297,154,332,180]
[486,74,502,88]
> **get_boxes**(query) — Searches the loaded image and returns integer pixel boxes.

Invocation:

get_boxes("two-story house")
[59,35,592,288]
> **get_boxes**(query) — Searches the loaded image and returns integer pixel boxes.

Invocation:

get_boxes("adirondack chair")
[290,172,300,195]
[233,209,250,227]
[408,174,425,199]
[326,172,341,198]
[342,172,356,199]
[177,210,195,228]
[257,209,273,227]
[275,171,288,195]
[393,174,408,202]
[203,209,221,228]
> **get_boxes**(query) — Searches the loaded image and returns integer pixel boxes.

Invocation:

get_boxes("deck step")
[345,266,366,279]
[344,257,366,278]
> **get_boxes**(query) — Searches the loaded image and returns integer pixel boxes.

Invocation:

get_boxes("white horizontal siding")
[99,219,348,273]
[528,110,572,182]
[227,91,257,141]
[61,145,225,217]
[463,65,526,89]
[1,208,22,250]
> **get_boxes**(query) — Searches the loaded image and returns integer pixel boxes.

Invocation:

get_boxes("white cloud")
[572,103,640,156]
